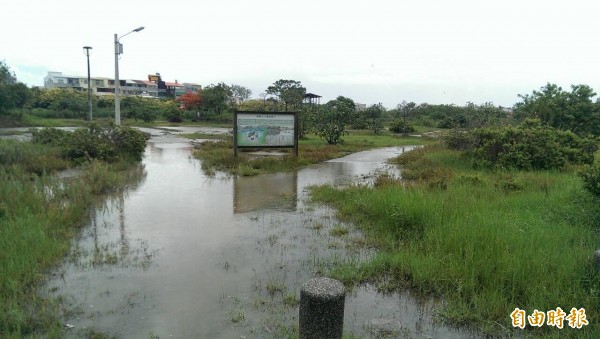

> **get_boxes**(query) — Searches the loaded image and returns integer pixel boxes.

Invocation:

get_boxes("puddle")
[41,129,474,338]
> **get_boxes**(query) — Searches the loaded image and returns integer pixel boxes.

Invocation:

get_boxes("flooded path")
[43,128,473,338]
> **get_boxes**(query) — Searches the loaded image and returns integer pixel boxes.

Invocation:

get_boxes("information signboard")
[234,111,298,156]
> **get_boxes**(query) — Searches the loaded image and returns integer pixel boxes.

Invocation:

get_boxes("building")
[183,82,202,93]
[44,72,111,94]
[43,71,196,99]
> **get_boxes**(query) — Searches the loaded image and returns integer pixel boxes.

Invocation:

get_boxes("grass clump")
[329,225,349,237]
[310,143,600,337]
[0,131,146,337]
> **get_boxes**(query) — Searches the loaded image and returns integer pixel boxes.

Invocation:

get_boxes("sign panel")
[236,113,295,147]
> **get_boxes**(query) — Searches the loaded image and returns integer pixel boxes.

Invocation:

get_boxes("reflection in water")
[233,172,297,213]
[44,139,472,338]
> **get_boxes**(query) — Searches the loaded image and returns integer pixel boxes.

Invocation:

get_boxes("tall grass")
[0,139,143,337]
[310,145,600,337]
[0,139,70,174]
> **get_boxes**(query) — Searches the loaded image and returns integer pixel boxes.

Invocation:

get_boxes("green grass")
[329,225,349,237]
[179,132,227,140]
[19,114,90,127]
[310,144,600,337]
[0,139,143,337]
[0,139,71,174]
[193,131,434,176]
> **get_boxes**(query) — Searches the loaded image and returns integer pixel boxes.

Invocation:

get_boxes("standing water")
[44,128,473,338]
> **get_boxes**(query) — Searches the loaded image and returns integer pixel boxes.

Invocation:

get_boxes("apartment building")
[43,72,199,99]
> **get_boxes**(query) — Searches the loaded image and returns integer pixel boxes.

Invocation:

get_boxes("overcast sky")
[2,0,600,108]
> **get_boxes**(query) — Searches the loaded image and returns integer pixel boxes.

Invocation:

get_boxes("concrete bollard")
[595,250,600,271]
[299,277,346,339]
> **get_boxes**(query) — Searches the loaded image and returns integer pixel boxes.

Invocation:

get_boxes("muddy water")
[44,129,473,338]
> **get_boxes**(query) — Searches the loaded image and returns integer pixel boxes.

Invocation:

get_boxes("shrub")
[183,110,201,122]
[443,129,474,150]
[32,124,147,163]
[140,110,159,123]
[63,127,114,162]
[579,164,600,197]
[30,127,69,145]
[451,123,598,170]
[389,119,415,134]
[111,125,148,161]
[163,106,184,122]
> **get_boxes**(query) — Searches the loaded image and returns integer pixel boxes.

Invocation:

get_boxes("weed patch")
[311,143,600,336]
[0,138,144,337]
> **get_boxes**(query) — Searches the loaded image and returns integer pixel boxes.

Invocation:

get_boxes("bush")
[183,110,201,122]
[580,164,600,197]
[443,129,474,150]
[448,123,598,170]
[389,119,415,134]
[64,128,115,162]
[139,110,159,123]
[163,106,184,122]
[31,124,147,163]
[30,127,69,145]
[111,125,148,161]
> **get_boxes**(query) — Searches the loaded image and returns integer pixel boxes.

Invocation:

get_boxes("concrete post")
[299,277,345,339]
[594,250,600,271]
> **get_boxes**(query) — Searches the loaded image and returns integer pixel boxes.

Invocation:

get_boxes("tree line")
[3,61,600,143]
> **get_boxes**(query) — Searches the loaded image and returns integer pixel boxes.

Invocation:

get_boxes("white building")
[44,72,162,98]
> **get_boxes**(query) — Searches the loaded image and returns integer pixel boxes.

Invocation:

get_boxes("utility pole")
[83,46,93,122]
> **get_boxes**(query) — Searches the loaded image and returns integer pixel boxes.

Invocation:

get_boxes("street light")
[114,26,145,125]
[83,46,93,122]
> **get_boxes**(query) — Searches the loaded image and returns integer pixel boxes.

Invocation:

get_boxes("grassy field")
[309,144,600,337]
[0,139,143,338]
[192,131,435,176]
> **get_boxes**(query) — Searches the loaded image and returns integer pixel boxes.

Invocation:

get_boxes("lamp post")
[83,46,93,122]
[114,26,145,125]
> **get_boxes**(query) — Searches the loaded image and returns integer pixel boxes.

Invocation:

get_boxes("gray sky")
[2,0,600,108]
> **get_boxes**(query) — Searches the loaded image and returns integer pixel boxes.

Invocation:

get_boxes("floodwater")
[40,128,474,338]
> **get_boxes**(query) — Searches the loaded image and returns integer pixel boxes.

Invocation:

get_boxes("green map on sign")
[237,114,295,147]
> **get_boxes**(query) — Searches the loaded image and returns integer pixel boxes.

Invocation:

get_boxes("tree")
[395,100,416,118]
[31,88,87,113]
[161,100,184,122]
[515,83,600,136]
[0,61,31,114]
[393,100,417,134]
[122,96,159,122]
[266,79,306,111]
[363,103,386,134]
[177,92,202,110]
[230,84,252,105]
[395,101,416,134]
[0,60,14,84]
[465,102,507,128]
[312,96,355,144]
[201,83,232,116]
